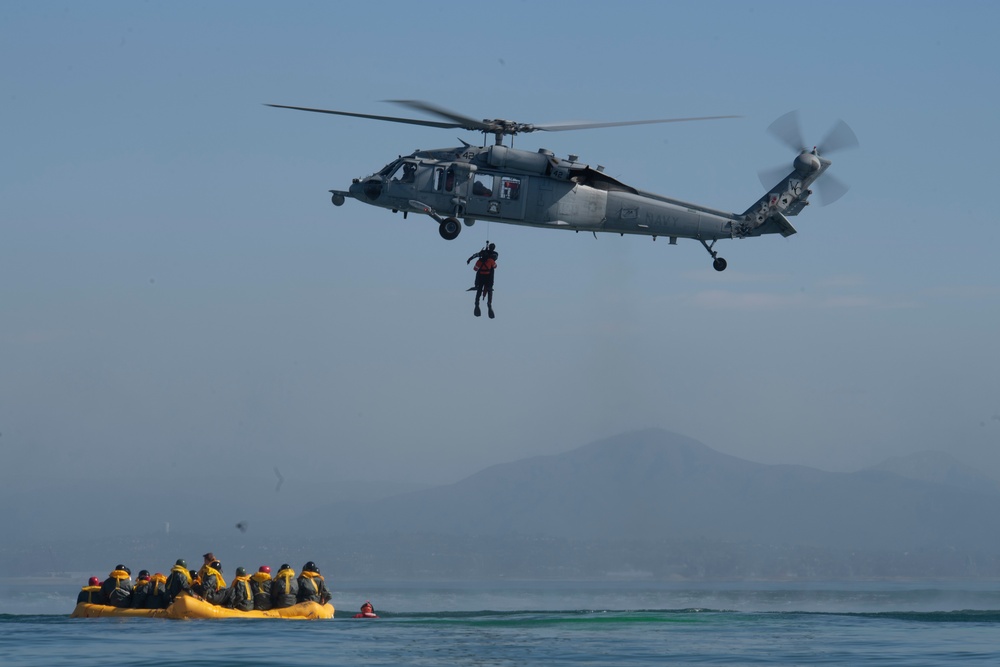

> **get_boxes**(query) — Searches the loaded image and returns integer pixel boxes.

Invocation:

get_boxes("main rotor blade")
[767,110,806,153]
[264,104,463,130]
[386,99,493,131]
[819,119,860,155]
[530,115,740,132]
[272,100,740,138]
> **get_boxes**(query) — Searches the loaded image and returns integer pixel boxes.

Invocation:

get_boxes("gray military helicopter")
[267,101,857,271]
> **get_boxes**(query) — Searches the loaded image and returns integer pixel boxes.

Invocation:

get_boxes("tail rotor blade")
[758,164,790,190]
[762,111,857,206]
[819,119,859,155]
[767,110,806,153]
[816,172,850,206]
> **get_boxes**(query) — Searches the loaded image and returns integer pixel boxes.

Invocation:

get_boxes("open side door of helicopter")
[464,172,528,222]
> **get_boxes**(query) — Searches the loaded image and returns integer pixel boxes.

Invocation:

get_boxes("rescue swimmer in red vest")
[100,565,133,608]
[296,561,333,605]
[250,565,273,611]
[467,242,498,318]
[195,560,227,605]
[353,600,378,618]
[271,564,298,609]
[164,559,195,604]
[76,577,105,605]
[223,567,254,611]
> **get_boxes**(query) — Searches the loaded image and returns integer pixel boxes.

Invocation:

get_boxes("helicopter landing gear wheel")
[438,217,461,241]
[699,239,727,272]
[330,193,345,207]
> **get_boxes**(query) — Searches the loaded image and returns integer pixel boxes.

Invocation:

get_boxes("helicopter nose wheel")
[438,217,461,241]
[699,239,727,271]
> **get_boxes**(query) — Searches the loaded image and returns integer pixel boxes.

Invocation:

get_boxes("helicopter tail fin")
[735,156,831,238]
[733,206,798,238]
[736,181,801,238]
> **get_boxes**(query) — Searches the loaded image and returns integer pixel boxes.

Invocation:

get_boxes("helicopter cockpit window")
[378,159,402,177]
[473,173,494,197]
[390,161,417,183]
[500,177,521,200]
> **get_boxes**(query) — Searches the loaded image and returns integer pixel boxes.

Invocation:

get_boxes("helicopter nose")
[352,179,382,201]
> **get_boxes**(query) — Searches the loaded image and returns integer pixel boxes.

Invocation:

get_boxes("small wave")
[833,610,1000,624]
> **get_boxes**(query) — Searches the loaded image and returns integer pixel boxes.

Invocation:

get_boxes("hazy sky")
[3,0,999,512]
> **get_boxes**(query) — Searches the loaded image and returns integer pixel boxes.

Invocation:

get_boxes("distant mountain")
[866,450,1000,496]
[316,429,1000,553]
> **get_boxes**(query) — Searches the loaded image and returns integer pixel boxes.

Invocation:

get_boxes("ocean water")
[2,580,999,666]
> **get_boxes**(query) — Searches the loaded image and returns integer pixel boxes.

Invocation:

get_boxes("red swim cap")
[88,577,100,587]
[258,565,271,574]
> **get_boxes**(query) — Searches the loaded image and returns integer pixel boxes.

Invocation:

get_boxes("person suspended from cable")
[466,242,498,318]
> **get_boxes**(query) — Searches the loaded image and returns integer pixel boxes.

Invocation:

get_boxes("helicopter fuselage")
[270,101,851,271]
[337,142,821,264]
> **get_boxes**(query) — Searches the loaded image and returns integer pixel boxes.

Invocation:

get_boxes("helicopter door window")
[434,167,446,191]
[445,167,455,192]
[473,174,494,197]
[500,176,521,200]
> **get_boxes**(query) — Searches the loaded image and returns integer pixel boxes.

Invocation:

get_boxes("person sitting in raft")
[271,563,298,609]
[354,601,378,618]
[196,560,227,606]
[250,565,273,611]
[100,565,133,608]
[76,576,105,605]
[296,561,332,605]
[197,552,216,581]
[130,570,152,608]
[144,572,169,609]
[165,559,194,604]
[223,567,254,611]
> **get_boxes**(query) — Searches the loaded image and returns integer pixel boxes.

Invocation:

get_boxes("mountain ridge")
[317,428,1000,553]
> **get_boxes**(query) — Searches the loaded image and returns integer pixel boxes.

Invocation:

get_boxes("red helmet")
[258,565,271,574]
[88,577,100,587]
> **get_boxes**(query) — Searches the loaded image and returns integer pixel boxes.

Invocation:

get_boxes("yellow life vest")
[234,575,251,599]
[80,585,102,603]
[170,564,192,585]
[202,566,226,590]
[275,568,296,595]
[107,570,131,592]
[299,570,325,594]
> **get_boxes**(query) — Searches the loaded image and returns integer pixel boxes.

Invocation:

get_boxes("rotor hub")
[793,151,822,173]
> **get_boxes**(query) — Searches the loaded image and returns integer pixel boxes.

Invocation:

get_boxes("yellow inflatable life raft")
[71,593,334,620]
